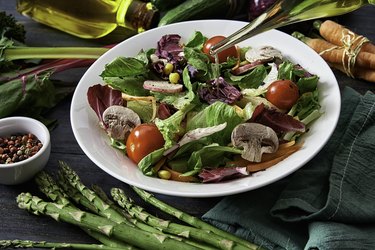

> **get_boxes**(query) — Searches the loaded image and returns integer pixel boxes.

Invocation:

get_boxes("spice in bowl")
[0,133,43,164]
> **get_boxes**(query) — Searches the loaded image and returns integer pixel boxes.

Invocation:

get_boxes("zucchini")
[151,0,186,11]
[158,0,232,26]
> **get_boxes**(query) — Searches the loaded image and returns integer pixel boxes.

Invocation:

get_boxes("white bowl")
[71,20,340,197]
[0,117,51,185]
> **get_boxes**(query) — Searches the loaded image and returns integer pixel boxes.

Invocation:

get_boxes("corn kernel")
[169,73,180,84]
[163,63,174,75]
[158,170,171,180]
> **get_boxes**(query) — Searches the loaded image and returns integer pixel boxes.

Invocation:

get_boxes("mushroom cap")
[245,46,283,64]
[102,105,141,141]
[231,122,279,162]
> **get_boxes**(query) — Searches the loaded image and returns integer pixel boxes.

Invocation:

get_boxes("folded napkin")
[203,87,375,250]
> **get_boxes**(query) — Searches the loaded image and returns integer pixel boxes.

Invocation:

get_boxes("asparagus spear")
[56,172,99,213]
[34,171,135,249]
[58,162,207,249]
[112,188,242,250]
[132,186,260,250]
[91,184,162,234]
[95,185,214,250]
[0,239,126,250]
[82,228,137,250]
[17,192,200,250]
[35,171,71,206]
[58,161,128,224]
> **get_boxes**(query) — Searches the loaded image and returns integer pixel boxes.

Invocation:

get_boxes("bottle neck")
[117,0,159,33]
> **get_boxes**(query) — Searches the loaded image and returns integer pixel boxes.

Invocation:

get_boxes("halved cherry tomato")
[266,80,299,110]
[126,123,165,164]
[202,35,238,63]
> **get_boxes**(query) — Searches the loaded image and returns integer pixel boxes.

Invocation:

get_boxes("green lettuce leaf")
[226,65,267,89]
[103,76,149,96]
[184,46,210,76]
[291,89,321,120]
[137,148,165,176]
[277,61,294,80]
[154,67,200,149]
[186,101,243,146]
[100,53,151,96]
[100,56,148,78]
[296,75,319,94]
[185,31,206,50]
[126,99,154,123]
[184,144,242,176]
[155,103,195,149]
[152,67,197,110]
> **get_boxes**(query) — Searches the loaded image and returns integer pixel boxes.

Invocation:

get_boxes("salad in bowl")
[87,29,321,183]
[70,20,340,197]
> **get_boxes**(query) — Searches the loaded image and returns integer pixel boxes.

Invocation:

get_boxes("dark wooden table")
[1,1,374,248]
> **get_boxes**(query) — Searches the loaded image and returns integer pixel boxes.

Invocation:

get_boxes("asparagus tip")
[313,20,322,30]
[291,31,307,42]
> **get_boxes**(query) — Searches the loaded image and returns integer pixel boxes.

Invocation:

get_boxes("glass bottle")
[211,0,374,55]
[16,0,160,39]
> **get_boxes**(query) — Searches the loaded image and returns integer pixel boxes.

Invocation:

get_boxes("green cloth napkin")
[203,87,375,250]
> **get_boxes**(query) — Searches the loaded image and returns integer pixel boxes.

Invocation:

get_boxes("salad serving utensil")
[210,0,373,55]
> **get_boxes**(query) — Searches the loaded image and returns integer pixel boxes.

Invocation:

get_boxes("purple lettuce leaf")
[199,167,249,183]
[87,84,124,125]
[198,77,242,104]
[152,34,188,79]
[250,103,305,133]
[156,34,183,61]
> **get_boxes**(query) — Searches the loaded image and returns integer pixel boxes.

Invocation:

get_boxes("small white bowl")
[0,116,51,185]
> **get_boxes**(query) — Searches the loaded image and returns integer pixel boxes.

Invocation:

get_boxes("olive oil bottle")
[16,0,159,39]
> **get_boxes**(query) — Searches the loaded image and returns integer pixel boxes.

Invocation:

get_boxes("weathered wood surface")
[0,0,374,246]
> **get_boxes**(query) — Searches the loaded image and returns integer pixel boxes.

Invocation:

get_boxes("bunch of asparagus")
[1,161,260,250]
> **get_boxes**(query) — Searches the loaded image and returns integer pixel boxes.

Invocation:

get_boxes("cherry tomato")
[126,123,165,164]
[202,36,238,63]
[265,80,300,110]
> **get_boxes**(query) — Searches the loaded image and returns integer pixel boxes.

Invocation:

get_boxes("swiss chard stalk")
[0,11,110,122]
[2,46,107,62]
[0,12,108,69]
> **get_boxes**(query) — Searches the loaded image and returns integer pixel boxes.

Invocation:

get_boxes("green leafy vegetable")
[226,65,268,89]
[100,57,149,78]
[184,144,242,176]
[296,75,319,94]
[0,11,109,125]
[186,101,243,146]
[184,31,206,49]
[154,67,199,148]
[103,76,150,96]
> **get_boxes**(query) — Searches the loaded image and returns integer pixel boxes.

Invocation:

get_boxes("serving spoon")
[210,0,374,55]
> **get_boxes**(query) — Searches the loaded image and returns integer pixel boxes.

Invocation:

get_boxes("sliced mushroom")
[245,46,283,64]
[102,105,141,141]
[163,123,227,156]
[231,123,279,163]
[143,80,183,93]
